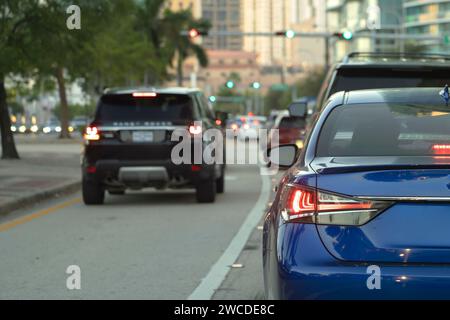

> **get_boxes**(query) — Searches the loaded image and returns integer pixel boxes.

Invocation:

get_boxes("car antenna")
[440,85,449,106]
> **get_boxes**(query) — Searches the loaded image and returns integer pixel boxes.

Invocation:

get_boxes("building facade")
[166,0,201,18]
[326,0,403,61]
[404,0,450,52]
[201,0,242,50]
[241,0,326,68]
[197,50,261,95]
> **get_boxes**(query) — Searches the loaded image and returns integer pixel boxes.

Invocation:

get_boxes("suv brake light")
[132,92,157,98]
[281,186,392,226]
[189,124,202,135]
[84,126,100,141]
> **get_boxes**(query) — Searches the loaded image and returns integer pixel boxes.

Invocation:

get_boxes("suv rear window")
[317,103,450,157]
[96,94,193,124]
[329,68,450,97]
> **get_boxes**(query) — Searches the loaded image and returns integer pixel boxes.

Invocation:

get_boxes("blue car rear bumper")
[269,223,450,300]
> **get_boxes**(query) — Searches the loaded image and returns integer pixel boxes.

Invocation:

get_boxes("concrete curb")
[0,180,81,218]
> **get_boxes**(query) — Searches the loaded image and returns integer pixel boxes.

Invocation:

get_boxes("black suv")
[316,52,450,111]
[82,87,225,205]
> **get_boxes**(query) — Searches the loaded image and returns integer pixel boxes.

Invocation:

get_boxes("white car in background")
[42,119,74,134]
[237,116,267,141]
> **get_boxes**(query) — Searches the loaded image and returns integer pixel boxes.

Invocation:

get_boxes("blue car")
[264,87,450,300]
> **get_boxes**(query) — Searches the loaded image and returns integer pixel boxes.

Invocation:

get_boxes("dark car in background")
[269,111,306,149]
[316,52,450,111]
[82,87,225,205]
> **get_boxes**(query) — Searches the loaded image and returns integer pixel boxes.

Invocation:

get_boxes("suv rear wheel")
[82,178,105,205]
[216,168,225,194]
[196,178,216,203]
[108,189,125,195]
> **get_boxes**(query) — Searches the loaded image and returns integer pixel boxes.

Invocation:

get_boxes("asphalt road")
[0,136,272,299]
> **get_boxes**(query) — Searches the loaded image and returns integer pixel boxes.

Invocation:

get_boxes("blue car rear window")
[317,103,450,157]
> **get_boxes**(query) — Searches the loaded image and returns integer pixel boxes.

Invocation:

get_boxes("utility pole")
[183,29,445,69]
[324,8,329,71]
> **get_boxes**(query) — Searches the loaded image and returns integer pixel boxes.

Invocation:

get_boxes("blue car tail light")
[280,186,393,226]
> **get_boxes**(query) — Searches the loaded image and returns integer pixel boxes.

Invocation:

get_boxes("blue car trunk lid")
[311,157,450,264]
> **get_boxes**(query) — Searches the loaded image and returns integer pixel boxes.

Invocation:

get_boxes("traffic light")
[275,30,296,39]
[188,28,199,38]
[251,82,262,90]
[187,28,208,39]
[209,96,217,103]
[334,31,353,41]
[226,81,235,89]
[444,34,450,46]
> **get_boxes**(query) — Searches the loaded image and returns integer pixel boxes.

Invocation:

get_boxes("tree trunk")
[0,75,19,159]
[55,67,70,139]
[177,53,184,87]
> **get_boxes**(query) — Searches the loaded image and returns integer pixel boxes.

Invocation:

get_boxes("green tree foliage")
[162,9,210,86]
[136,0,210,86]
[265,68,326,113]
[264,90,285,111]
[0,0,208,157]
[0,1,43,158]
[52,103,96,120]
[81,0,164,101]
[28,0,114,138]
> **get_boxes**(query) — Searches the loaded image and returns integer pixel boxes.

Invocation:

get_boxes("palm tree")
[135,0,172,84]
[162,9,211,86]
[135,1,210,86]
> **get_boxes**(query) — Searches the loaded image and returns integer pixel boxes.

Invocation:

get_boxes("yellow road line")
[0,197,82,232]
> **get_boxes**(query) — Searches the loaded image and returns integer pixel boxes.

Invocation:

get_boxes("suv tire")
[83,178,105,205]
[216,169,225,194]
[196,179,216,203]
[108,189,125,195]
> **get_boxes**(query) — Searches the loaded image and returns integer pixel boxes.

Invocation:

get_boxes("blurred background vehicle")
[237,115,266,141]
[70,116,90,131]
[316,52,450,112]
[42,118,62,134]
[270,111,306,148]
[226,117,241,134]
[266,110,285,130]
[42,118,74,135]
[9,115,39,134]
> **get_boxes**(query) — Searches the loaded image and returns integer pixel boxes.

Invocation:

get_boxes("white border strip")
[188,168,271,300]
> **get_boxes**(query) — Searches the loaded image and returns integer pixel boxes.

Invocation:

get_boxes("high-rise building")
[326,0,403,61]
[241,0,326,68]
[404,0,450,52]
[166,0,201,18]
[201,0,242,50]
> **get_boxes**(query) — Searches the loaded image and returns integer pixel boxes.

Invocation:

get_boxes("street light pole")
[324,9,330,71]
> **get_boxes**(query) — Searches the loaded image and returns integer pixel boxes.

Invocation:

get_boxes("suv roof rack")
[343,52,450,63]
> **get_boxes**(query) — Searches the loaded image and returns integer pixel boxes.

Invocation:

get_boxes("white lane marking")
[188,167,271,300]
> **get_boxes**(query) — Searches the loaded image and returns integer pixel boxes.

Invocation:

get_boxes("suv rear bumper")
[82,159,217,188]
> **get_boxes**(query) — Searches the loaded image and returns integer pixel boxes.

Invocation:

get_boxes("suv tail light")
[84,126,100,141]
[281,186,392,226]
[189,124,202,135]
[132,92,157,98]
